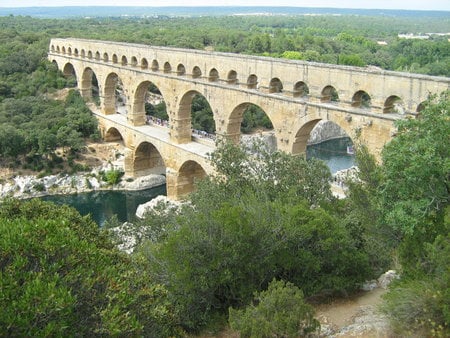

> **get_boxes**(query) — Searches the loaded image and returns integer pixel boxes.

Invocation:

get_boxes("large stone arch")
[104,126,125,143]
[62,62,77,87]
[225,102,275,145]
[173,160,207,198]
[103,72,125,115]
[291,115,354,155]
[132,80,167,126]
[62,62,76,77]
[133,141,166,176]
[174,89,216,144]
[80,67,99,102]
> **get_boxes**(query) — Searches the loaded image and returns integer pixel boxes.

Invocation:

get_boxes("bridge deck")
[90,107,215,158]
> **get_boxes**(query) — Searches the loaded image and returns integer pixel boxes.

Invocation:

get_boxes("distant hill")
[0,6,448,18]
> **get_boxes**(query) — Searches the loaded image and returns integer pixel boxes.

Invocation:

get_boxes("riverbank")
[0,141,165,200]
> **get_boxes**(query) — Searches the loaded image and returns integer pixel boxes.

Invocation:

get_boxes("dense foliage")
[345,92,450,336]
[0,199,181,336]
[229,279,320,337]
[0,19,99,173]
[136,141,373,331]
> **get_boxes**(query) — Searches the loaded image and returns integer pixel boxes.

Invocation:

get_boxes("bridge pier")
[127,113,146,126]
[170,117,192,144]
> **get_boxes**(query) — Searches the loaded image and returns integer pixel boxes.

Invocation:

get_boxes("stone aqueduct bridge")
[49,38,449,199]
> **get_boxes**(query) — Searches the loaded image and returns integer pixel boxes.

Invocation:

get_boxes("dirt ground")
[315,288,388,331]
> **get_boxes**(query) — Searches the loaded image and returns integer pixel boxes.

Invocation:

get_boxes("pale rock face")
[0,169,165,199]
[308,120,349,145]
[378,270,400,289]
[135,195,180,219]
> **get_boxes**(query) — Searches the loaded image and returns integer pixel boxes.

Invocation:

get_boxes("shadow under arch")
[81,67,99,104]
[291,118,354,160]
[62,62,77,87]
[104,127,124,143]
[225,102,275,145]
[177,89,216,141]
[176,160,207,197]
[133,141,166,176]
[103,72,125,115]
[133,80,167,123]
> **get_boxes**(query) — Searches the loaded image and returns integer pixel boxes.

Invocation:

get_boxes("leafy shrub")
[229,279,320,337]
[102,169,124,185]
[381,229,450,337]
[0,199,182,337]
[32,182,45,192]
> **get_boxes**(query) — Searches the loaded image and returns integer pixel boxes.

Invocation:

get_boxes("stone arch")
[292,119,321,155]
[151,59,159,71]
[321,85,339,103]
[112,54,118,64]
[63,62,76,77]
[291,117,354,158]
[74,48,79,56]
[61,46,66,54]
[95,51,101,61]
[104,72,125,115]
[121,55,128,66]
[56,46,60,53]
[352,90,371,108]
[209,68,219,82]
[293,81,309,98]
[51,45,55,52]
[51,60,58,68]
[103,52,109,62]
[226,102,274,144]
[164,62,172,73]
[247,74,258,89]
[192,66,202,79]
[80,67,99,103]
[176,160,207,197]
[176,90,216,142]
[131,56,138,67]
[133,141,166,176]
[141,58,149,70]
[383,95,405,114]
[67,47,72,55]
[133,80,167,125]
[269,77,283,93]
[80,49,85,58]
[87,50,93,59]
[417,101,426,113]
[177,63,186,76]
[104,127,124,142]
[227,70,238,84]
[62,62,77,87]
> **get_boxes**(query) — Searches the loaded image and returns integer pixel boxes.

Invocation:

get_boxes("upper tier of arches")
[50,38,450,116]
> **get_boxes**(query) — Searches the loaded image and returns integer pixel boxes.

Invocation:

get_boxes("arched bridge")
[48,38,449,199]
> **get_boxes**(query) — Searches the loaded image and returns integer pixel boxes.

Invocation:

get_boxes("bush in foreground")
[229,279,320,337]
[0,198,181,337]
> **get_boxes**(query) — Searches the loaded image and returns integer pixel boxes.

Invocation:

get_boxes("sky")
[1,1,449,11]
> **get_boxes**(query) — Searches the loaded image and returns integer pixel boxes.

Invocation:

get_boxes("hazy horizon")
[1,1,449,11]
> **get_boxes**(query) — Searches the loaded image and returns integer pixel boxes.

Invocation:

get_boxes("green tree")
[0,199,181,337]
[140,142,370,331]
[229,279,320,338]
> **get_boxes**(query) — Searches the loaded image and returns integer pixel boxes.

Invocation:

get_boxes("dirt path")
[315,288,392,337]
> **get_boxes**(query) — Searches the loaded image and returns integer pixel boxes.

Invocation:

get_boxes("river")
[41,184,166,226]
[306,137,355,174]
[41,138,353,225]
